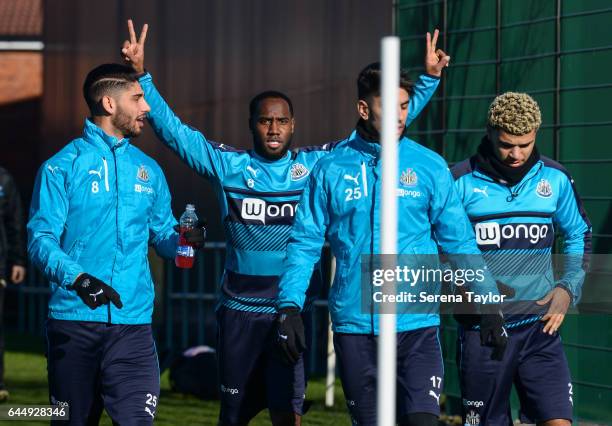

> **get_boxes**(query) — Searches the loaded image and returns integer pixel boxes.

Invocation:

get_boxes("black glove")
[174,219,207,249]
[496,280,515,299]
[479,304,507,361]
[70,273,123,310]
[275,308,306,365]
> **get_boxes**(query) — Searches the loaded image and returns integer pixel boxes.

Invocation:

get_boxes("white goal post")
[377,36,400,426]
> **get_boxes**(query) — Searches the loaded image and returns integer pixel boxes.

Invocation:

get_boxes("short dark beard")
[356,118,380,142]
[252,136,292,160]
[111,106,139,139]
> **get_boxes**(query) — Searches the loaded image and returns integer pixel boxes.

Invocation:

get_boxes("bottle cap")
[186,204,195,211]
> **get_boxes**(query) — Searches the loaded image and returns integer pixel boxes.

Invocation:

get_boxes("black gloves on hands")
[275,308,306,365]
[174,220,207,249]
[479,304,508,361]
[496,280,516,299]
[478,281,512,361]
[71,273,123,310]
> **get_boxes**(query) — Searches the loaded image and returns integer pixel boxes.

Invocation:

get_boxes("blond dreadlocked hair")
[487,92,542,136]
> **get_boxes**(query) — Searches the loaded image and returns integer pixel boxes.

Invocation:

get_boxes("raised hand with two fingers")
[121,19,148,74]
[425,28,451,77]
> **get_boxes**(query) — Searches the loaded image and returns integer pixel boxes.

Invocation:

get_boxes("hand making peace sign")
[121,21,450,79]
[425,29,450,77]
[121,19,148,74]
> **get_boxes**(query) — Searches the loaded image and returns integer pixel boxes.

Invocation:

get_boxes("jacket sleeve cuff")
[62,267,85,289]
[276,300,301,311]
[555,283,574,303]
[138,71,152,83]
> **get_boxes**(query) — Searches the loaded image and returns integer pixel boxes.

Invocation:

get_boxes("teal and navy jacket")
[277,133,499,334]
[28,119,178,324]
[451,155,592,325]
[139,72,440,313]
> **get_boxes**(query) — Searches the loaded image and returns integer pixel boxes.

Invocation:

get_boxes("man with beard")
[450,92,591,425]
[28,63,204,425]
[121,20,449,426]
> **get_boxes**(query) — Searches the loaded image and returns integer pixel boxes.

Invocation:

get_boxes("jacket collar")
[473,136,541,186]
[82,118,130,154]
[250,149,291,165]
[349,130,381,157]
[472,159,544,187]
[349,129,410,161]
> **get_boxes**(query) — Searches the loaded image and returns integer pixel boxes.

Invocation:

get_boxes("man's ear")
[357,100,369,120]
[101,95,115,115]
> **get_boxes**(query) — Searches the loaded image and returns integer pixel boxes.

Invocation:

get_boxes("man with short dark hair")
[0,167,26,401]
[121,20,449,426]
[274,60,505,426]
[28,63,203,425]
[451,92,591,426]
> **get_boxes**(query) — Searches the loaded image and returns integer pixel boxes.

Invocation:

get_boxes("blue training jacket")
[277,132,500,335]
[452,155,592,326]
[28,119,178,324]
[139,72,440,313]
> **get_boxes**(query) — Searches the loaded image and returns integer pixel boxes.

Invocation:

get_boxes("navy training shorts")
[333,326,444,426]
[216,306,310,425]
[458,320,573,425]
[46,319,160,425]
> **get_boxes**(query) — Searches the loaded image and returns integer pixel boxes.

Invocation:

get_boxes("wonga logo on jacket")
[235,198,297,225]
[475,221,552,248]
[474,222,554,248]
[241,198,266,223]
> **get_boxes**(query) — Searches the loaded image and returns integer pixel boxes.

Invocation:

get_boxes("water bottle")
[175,204,198,269]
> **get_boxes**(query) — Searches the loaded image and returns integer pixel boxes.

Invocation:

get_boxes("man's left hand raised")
[121,19,148,74]
[425,29,450,77]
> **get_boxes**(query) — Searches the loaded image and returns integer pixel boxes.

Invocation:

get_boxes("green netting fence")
[396,0,612,422]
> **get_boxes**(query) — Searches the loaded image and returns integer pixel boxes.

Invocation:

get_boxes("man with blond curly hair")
[451,92,591,425]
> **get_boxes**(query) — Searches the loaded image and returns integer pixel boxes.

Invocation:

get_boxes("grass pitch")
[3,332,350,425]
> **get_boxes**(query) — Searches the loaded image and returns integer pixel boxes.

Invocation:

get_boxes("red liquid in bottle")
[175,226,195,268]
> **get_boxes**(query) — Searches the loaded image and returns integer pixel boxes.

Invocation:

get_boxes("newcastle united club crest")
[536,178,552,198]
[400,168,418,187]
[137,165,150,182]
[290,163,309,181]
[464,410,480,426]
